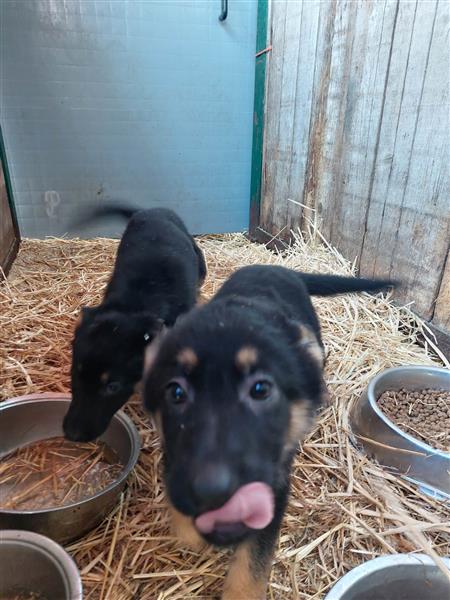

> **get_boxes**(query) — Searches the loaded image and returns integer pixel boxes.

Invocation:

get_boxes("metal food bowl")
[350,366,450,499]
[0,393,140,543]
[324,553,450,600]
[0,529,83,599]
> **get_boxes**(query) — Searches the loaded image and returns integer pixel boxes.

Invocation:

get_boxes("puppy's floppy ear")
[86,309,121,334]
[143,326,167,377]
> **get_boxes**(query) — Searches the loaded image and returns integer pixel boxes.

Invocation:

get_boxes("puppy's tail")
[300,273,395,296]
[69,202,140,232]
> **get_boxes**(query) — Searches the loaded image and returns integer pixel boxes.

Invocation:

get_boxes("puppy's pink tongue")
[195,482,274,534]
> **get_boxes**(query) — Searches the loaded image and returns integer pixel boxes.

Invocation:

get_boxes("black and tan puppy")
[143,265,392,599]
[63,206,206,442]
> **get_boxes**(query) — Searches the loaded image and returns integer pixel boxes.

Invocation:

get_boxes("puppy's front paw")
[170,506,206,552]
[222,584,266,600]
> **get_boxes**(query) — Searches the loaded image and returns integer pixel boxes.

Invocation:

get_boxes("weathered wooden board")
[271,0,303,234]
[360,0,449,318]
[259,0,449,328]
[285,0,322,232]
[320,0,401,254]
[260,0,288,234]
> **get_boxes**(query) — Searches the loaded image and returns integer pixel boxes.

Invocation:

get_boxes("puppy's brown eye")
[249,380,272,400]
[166,382,188,405]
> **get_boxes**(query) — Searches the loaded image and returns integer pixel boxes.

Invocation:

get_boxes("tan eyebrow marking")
[235,346,258,372]
[100,372,109,384]
[177,347,198,371]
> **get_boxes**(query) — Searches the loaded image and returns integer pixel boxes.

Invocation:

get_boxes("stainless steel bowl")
[0,529,83,599]
[324,553,450,600]
[350,366,450,499]
[0,393,140,543]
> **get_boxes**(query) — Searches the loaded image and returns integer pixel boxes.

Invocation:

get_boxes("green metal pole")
[249,0,269,235]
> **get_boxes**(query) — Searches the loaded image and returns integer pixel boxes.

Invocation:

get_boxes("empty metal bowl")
[324,553,450,600]
[0,393,140,543]
[0,529,82,599]
[350,366,450,499]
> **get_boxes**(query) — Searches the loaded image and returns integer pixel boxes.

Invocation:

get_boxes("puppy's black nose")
[192,463,235,511]
[63,414,93,442]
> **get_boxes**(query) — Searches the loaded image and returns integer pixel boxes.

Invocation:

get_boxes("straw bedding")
[1,232,449,599]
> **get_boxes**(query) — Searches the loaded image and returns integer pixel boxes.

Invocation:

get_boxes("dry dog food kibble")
[0,437,123,511]
[377,388,450,452]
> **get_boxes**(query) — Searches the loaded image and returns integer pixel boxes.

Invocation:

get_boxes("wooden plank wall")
[260,0,449,331]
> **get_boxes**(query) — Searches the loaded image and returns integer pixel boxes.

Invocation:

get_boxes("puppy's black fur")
[143,265,393,599]
[63,206,206,442]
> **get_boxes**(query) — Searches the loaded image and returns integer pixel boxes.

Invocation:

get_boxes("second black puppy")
[143,265,392,599]
[63,206,206,442]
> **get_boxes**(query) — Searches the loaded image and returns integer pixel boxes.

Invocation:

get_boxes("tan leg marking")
[222,542,268,600]
[169,505,206,552]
